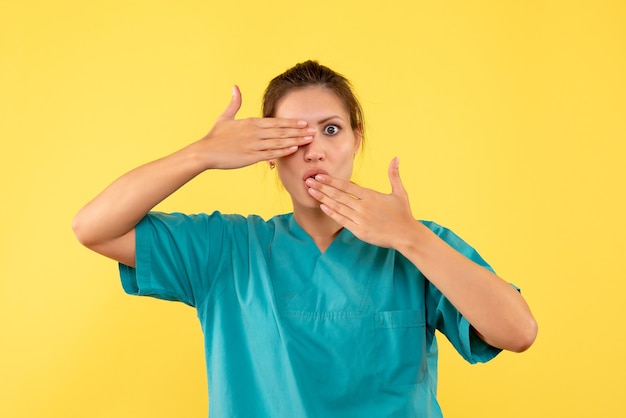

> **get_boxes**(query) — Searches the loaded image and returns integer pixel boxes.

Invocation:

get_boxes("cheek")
[337,141,357,163]
[277,155,298,173]
[276,159,300,187]
[335,150,356,178]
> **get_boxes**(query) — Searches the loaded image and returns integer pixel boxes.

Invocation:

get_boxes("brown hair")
[263,60,364,139]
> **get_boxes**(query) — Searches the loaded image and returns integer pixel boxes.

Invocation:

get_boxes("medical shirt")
[119,211,502,417]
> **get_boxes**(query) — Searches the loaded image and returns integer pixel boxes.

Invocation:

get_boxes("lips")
[303,168,329,189]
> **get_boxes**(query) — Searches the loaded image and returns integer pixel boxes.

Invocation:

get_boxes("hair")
[262,60,364,140]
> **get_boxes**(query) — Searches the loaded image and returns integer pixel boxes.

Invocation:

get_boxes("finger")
[256,135,314,151]
[259,146,300,160]
[307,186,360,222]
[255,117,310,129]
[306,179,364,223]
[388,157,406,196]
[319,203,356,229]
[216,85,242,122]
[257,126,316,140]
[312,174,364,200]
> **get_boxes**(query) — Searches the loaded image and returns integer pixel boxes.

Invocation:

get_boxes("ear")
[353,124,363,155]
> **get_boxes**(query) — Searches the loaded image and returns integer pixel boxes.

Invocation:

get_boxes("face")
[274,86,362,212]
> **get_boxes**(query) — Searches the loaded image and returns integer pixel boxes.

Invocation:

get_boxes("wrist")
[394,220,435,257]
[181,140,216,172]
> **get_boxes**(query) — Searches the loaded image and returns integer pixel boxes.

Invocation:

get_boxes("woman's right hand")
[73,85,312,266]
[195,85,314,170]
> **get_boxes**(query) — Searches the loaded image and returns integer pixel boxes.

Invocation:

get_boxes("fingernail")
[306,128,317,133]
[314,174,325,181]
[297,120,307,127]
[305,178,315,186]
[303,136,313,141]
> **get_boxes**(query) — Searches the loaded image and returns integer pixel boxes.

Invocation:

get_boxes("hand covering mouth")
[302,169,329,188]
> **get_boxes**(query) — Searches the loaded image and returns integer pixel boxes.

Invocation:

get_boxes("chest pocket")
[375,309,427,386]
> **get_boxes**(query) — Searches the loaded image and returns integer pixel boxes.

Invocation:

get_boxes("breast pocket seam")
[374,309,427,386]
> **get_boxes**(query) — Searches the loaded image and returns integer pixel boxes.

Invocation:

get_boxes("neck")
[293,206,343,253]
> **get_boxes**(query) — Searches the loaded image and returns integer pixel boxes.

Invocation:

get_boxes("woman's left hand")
[306,157,416,249]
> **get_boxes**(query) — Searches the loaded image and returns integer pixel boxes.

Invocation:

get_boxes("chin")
[291,192,322,212]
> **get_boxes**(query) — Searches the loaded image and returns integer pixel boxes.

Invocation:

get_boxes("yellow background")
[2,0,625,416]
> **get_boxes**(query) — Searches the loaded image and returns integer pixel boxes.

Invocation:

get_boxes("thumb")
[388,157,406,196]
[216,85,242,122]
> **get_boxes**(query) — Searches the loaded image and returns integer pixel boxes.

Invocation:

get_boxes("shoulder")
[143,210,266,226]
[137,211,270,238]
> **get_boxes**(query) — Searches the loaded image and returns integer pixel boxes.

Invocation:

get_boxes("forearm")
[396,222,538,352]
[72,142,206,247]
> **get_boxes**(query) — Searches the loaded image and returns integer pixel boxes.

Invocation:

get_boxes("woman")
[73,60,537,417]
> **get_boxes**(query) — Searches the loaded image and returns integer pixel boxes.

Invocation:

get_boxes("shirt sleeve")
[118,211,236,308]
[421,220,509,364]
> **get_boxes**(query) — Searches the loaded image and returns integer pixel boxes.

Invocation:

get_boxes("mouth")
[302,169,329,189]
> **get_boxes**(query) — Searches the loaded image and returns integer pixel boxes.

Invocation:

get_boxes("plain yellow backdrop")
[2,0,625,416]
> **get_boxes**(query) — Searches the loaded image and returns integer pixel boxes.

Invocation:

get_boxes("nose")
[303,135,325,162]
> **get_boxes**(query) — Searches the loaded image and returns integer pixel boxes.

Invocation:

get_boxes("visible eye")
[323,124,340,136]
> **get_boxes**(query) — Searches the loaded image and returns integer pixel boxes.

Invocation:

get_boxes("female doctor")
[73,60,537,417]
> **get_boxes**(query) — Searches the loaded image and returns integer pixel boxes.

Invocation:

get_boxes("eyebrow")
[318,115,345,124]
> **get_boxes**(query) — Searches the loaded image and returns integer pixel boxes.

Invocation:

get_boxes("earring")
[268,161,276,170]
